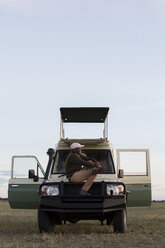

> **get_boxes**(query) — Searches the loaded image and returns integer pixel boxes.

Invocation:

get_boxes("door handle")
[11,184,19,188]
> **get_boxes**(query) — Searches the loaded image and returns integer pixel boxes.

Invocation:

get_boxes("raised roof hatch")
[60,107,109,123]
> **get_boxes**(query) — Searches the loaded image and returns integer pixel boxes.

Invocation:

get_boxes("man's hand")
[95,162,102,168]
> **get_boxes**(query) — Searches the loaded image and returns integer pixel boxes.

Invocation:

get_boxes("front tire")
[106,213,113,225]
[68,219,78,224]
[38,210,55,233]
[113,208,127,233]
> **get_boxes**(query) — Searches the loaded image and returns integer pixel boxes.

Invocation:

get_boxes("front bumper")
[40,195,126,213]
[39,182,126,214]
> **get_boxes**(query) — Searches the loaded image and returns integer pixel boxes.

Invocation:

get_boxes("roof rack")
[60,107,109,140]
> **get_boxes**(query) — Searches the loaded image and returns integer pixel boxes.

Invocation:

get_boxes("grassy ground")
[0,201,165,248]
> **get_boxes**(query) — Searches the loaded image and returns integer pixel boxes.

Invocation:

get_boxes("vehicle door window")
[12,157,44,179]
[118,151,147,176]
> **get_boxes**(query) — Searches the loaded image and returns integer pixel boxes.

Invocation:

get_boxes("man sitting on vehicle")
[65,142,104,196]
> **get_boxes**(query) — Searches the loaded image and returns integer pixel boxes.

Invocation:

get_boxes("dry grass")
[0,200,165,248]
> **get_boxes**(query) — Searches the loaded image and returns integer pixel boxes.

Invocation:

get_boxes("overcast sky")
[0,0,165,200]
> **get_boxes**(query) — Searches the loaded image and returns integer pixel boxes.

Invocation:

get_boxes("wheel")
[38,210,55,233]
[106,213,113,225]
[54,215,63,225]
[68,220,78,224]
[113,208,127,233]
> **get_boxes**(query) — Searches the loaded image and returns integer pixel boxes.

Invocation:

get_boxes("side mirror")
[28,169,39,182]
[29,169,35,179]
[118,169,124,178]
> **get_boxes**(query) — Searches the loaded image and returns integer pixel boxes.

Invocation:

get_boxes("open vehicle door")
[8,156,45,209]
[117,149,151,207]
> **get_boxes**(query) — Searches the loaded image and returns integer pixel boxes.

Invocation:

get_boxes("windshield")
[52,149,115,174]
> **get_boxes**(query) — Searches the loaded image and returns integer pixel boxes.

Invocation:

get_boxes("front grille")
[62,182,104,197]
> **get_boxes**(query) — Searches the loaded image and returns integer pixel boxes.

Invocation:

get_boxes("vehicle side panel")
[126,183,151,207]
[8,181,41,209]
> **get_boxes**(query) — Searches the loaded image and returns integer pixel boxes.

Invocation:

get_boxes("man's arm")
[72,153,96,168]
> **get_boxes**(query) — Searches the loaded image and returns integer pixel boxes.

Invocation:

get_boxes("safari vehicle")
[8,107,151,233]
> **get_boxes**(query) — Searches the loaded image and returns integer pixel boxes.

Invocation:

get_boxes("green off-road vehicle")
[8,107,151,233]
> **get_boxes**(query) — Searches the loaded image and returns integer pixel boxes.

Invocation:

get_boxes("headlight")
[106,184,124,196]
[41,185,59,196]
